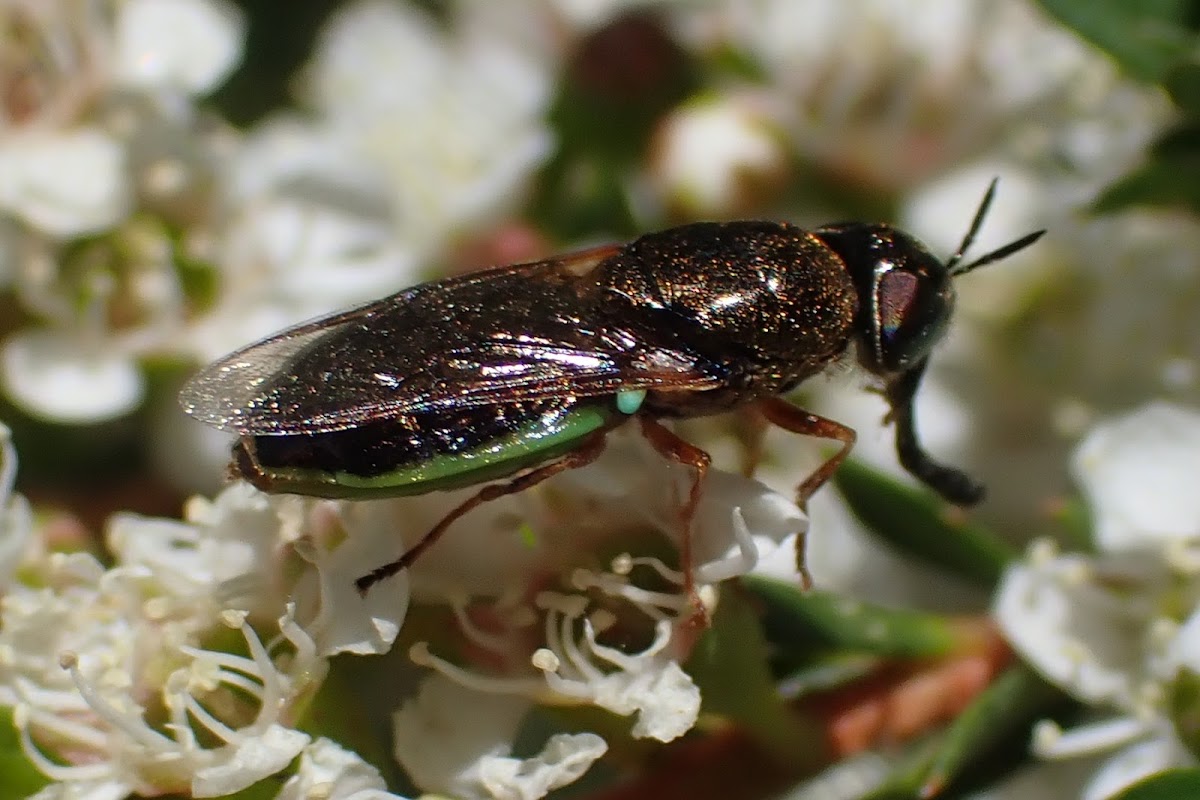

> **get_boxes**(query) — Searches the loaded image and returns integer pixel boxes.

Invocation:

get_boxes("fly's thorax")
[598,221,859,367]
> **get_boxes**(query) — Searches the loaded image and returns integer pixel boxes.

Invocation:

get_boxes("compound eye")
[877,270,920,345]
[873,267,950,373]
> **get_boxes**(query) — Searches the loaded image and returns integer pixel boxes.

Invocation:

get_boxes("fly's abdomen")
[234,396,630,499]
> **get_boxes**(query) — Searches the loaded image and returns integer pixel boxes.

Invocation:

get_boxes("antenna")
[945,178,1046,277]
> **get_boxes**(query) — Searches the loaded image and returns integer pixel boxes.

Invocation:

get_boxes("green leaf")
[1168,668,1200,757]
[861,665,1070,799]
[687,587,826,769]
[742,576,959,659]
[1151,122,1200,157]
[529,19,700,240]
[222,773,289,800]
[1092,154,1200,214]
[918,666,1064,795]
[1052,495,1095,553]
[834,460,1017,590]
[1036,0,1196,83]
[528,156,641,241]
[1165,60,1200,117]
[1111,769,1200,800]
[297,652,405,790]
[0,707,49,798]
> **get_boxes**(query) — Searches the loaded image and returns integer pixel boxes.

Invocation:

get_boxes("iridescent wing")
[180,246,726,436]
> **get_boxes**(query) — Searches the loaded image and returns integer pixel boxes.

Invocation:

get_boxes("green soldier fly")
[180,180,1043,595]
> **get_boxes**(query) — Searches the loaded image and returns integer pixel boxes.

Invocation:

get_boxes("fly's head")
[814,180,1045,505]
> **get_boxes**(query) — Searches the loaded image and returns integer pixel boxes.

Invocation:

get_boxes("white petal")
[541,617,701,743]
[1082,734,1191,800]
[340,490,543,602]
[650,94,786,216]
[993,552,1141,705]
[0,129,129,236]
[1072,402,1200,551]
[223,196,414,309]
[478,733,607,800]
[106,482,281,606]
[0,422,33,590]
[1,330,144,423]
[392,674,534,799]
[275,738,403,800]
[300,517,410,656]
[0,493,32,591]
[610,659,700,742]
[191,724,310,797]
[115,0,246,94]
[226,115,387,204]
[962,758,1113,800]
[26,780,133,800]
[1034,717,1152,760]
[1169,607,1200,674]
[308,0,445,115]
[693,470,806,583]
[148,396,237,496]
[306,0,553,256]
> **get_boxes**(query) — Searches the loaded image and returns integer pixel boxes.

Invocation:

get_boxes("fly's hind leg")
[639,417,711,621]
[355,431,609,595]
[758,397,858,586]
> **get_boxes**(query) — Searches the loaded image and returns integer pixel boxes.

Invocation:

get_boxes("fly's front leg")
[355,431,609,595]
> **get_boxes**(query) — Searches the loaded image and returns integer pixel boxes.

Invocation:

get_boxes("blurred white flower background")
[1,1,1199,799]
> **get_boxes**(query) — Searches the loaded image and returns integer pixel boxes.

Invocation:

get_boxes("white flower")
[993,402,1200,799]
[107,481,412,658]
[532,592,701,741]
[392,674,606,800]
[341,422,803,796]
[0,422,33,591]
[106,482,286,615]
[682,0,1166,195]
[27,779,133,800]
[994,541,1149,708]
[0,128,130,237]
[552,426,806,580]
[1072,402,1200,553]
[304,0,554,260]
[277,738,408,800]
[648,91,788,218]
[549,0,662,32]
[1,328,144,424]
[0,459,366,796]
[175,112,420,366]
[113,0,245,96]
[8,585,321,798]
[290,504,411,657]
[339,425,805,604]
[993,540,1198,799]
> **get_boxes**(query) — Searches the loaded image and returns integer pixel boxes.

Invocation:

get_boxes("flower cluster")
[0,418,805,798]
[993,403,1200,799]
[0,1,1197,799]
